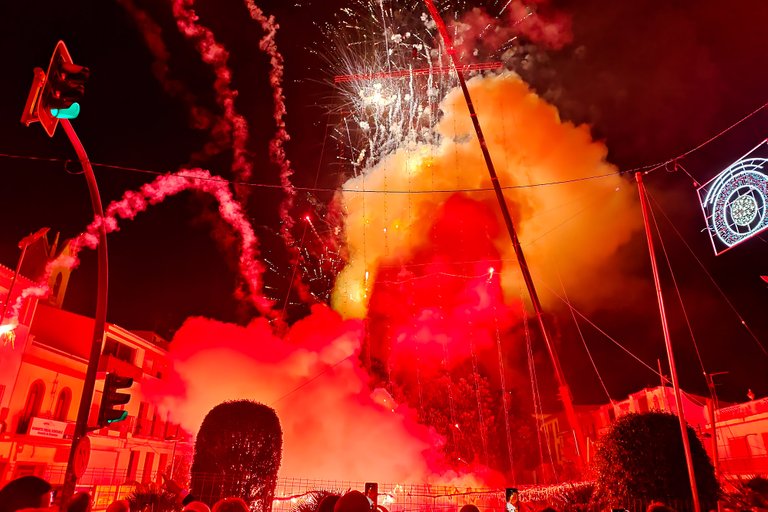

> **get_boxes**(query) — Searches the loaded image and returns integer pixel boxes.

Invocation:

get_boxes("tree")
[191,400,282,511]
[592,412,719,510]
[127,483,177,512]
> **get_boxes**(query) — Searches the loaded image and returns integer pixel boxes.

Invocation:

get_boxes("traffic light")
[25,41,89,137]
[98,373,132,427]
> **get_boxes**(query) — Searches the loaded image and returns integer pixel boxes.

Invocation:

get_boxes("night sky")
[1,0,767,406]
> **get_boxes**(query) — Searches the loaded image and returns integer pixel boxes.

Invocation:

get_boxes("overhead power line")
[0,98,764,194]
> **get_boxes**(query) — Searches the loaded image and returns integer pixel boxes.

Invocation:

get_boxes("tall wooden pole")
[423,0,587,467]
[636,172,701,512]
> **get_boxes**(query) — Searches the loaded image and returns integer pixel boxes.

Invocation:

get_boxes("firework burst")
[318,0,569,173]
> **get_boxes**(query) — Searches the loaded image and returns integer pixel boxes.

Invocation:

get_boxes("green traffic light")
[107,410,129,424]
[50,102,80,119]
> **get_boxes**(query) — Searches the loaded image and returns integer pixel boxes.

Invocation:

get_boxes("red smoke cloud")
[367,194,523,374]
[148,305,464,483]
[453,0,573,59]
[506,1,572,50]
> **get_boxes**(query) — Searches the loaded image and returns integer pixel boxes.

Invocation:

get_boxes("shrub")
[191,400,282,511]
[592,412,719,511]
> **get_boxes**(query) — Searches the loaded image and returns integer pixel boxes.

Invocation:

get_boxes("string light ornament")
[517,481,594,504]
[698,139,768,254]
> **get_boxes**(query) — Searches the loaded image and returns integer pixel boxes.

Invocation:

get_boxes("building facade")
[708,396,768,477]
[538,384,768,480]
[0,235,191,508]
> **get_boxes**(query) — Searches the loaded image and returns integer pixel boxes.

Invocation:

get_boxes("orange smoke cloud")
[333,72,640,318]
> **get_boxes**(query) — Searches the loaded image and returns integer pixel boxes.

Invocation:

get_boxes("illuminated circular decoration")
[730,193,758,226]
[709,169,768,246]
[699,151,768,254]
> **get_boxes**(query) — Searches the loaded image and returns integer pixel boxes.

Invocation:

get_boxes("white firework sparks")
[320,0,554,172]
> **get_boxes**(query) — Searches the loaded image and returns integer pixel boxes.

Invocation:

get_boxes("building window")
[728,436,752,459]
[636,394,649,413]
[127,451,139,482]
[142,452,155,483]
[53,388,72,422]
[158,453,169,477]
[13,463,45,478]
[17,380,45,434]
[52,273,63,298]
[135,402,149,436]
[103,339,136,365]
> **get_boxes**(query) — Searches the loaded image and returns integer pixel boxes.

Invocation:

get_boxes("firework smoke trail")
[243,0,313,305]
[171,0,254,189]
[5,170,275,327]
[117,0,215,132]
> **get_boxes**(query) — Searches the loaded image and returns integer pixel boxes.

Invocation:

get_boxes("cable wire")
[556,269,614,403]
[646,187,768,358]
[645,187,709,388]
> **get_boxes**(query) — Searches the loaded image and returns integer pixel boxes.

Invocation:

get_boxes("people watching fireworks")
[65,492,92,512]
[211,497,250,512]
[105,499,130,512]
[317,494,341,512]
[183,501,211,512]
[0,476,54,512]
[334,490,372,512]
[505,488,520,512]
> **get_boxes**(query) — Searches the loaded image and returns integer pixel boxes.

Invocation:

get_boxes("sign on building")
[28,417,69,439]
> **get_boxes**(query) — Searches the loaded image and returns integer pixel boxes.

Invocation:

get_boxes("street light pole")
[58,119,109,504]
[21,41,106,504]
[705,371,727,512]
[0,228,49,345]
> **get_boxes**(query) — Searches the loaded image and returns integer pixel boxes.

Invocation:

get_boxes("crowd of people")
[0,476,251,512]
[0,476,682,512]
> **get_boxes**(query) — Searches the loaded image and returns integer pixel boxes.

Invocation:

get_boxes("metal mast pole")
[636,172,701,512]
[705,371,726,512]
[59,119,109,504]
[423,0,586,466]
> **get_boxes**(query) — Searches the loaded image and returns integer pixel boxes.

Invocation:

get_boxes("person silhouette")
[505,488,519,512]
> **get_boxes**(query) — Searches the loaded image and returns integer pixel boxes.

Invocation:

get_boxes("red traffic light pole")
[98,373,133,425]
[58,118,109,505]
[22,41,107,505]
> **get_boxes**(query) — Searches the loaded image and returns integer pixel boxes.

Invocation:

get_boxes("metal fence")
[0,465,694,512]
[271,478,506,512]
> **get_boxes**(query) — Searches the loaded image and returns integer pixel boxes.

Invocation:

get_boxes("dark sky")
[0,0,767,404]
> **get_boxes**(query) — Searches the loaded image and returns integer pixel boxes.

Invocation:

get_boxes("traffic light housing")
[23,41,89,137]
[98,373,132,427]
